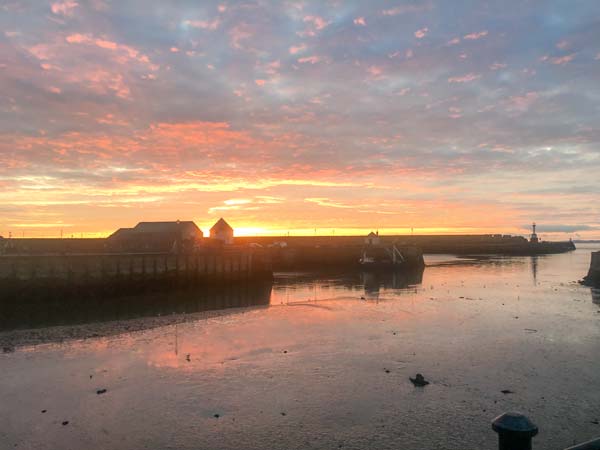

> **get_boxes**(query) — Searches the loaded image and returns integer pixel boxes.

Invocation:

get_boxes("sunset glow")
[1,1,599,239]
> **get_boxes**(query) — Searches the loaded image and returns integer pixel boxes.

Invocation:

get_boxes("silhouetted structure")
[210,218,234,244]
[530,222,539,243]
[108,221,203,253]
[359,231,420,270]
[364,231,380,246]
[582,251,600,287]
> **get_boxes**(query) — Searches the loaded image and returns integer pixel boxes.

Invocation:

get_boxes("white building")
[365,231,380,246]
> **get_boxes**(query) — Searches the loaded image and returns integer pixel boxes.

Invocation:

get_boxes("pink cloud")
[95,39,118,50]
[414,27,428,39]
[405,49,414,59]
[556,40,568,49]
[549,53,576,65]
[170,47,180,53]
[229,24,253,49]
[255,79,266,86]
[448,106,462,118]
[353,17,366,26]
[381,4,433,16]
[51,1,78,16]
[448,73,481,83]
[298,56,320,64]
[506,92,538,112]
[66,33,88,44]
[264,60,280,75]
[27,44,53,60]
[65,33,152,67]
[490,62,507,70]
[446,37,460,45]
[289,44,306,55]
[463,30,488,40]
[303,15,330,31]
[183,18,221,30]
[367,65,383,77]
[78,69,131,99]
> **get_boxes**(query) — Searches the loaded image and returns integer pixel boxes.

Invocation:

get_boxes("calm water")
[1,245,599,450]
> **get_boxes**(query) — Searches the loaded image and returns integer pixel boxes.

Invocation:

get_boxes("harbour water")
[1,245,599,449]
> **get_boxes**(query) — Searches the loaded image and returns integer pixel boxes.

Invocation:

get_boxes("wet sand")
[1,245,599,449]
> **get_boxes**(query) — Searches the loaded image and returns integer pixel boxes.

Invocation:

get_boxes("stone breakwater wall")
[0,251,272,302]
[268,245,425,271]
[583,251,600,287]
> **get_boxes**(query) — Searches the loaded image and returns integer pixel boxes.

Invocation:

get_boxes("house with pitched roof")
[108,220,203,253]
[210,218,234,244]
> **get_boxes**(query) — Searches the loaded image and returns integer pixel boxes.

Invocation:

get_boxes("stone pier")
[583,251,600,287]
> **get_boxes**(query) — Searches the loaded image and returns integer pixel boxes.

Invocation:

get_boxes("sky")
[0,0,599,239]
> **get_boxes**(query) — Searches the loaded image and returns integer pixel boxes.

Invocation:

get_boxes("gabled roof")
[134,221,199,233]
[367,231,378,237]
[210,218,233,232]
[108,221,202,240]
[108,227,135,239]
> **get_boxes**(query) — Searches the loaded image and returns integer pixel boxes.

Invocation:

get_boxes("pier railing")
[492,412,600,450]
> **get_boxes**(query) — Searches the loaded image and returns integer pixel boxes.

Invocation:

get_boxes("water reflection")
[531,256,538,285]
[361,269,424,298]
[271,268,424,304]
[0,281,272,332]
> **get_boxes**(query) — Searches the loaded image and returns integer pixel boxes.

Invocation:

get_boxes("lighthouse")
[530,222,539,243]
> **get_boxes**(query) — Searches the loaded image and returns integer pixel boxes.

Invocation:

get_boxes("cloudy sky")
[1,0,599,238]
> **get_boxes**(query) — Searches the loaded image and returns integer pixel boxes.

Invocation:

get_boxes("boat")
[359,243,411,271]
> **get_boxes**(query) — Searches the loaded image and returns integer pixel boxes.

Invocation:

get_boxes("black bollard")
[492,412,538,450]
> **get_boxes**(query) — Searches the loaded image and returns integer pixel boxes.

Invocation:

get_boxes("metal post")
[492,412,538,450]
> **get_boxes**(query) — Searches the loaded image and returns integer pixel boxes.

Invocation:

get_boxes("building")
[530,222,539,244]
[365,231,380,246]
[108,220,203,253]
[210,218,234,244]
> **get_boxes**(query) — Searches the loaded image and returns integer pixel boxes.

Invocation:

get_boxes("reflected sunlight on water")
[1,245,599,450]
